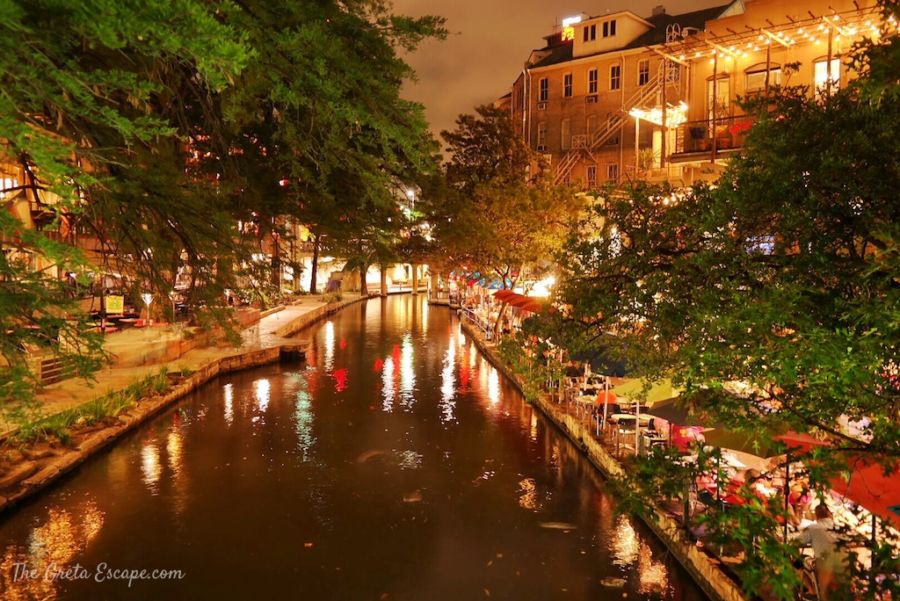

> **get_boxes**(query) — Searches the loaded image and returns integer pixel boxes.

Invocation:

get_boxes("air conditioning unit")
[537,102,548,110]
[586,95,598,104]
[536,145,547,152]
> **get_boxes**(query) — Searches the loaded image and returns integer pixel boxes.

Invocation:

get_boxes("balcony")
[670,116,755,162]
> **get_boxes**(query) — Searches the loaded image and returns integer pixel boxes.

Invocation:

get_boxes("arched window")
[745,62,781,92]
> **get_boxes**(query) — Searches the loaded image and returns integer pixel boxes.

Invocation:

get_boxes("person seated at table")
[793,504,847,600]
[788,481,812,526]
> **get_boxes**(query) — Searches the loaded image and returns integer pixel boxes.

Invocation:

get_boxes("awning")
[492,290,544,313]
[776,433,900,529]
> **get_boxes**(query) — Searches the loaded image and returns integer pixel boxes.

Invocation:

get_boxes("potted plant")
[689,125,710,152]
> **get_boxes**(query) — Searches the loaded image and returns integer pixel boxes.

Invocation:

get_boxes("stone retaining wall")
[458,317,746,601]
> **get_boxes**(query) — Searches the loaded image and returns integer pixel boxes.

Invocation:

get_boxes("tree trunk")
[380,264,388,297]
[493,301,510,339]
[411,263,419,294]
[359,264,368,296]
[309,235,320,294]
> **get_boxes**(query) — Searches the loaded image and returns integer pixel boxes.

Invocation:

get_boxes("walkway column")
[411,264,419,295]
[430,272,439,299]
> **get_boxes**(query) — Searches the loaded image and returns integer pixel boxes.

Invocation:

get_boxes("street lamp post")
[141,292,154,327]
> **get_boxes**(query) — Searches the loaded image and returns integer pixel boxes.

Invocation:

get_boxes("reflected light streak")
[488,367,501,405]
[167,428,183,475]
[439,338,456,423]
[612,515,639,567]
[332,368,348,393]
[295,389,316,460]
[381,356,395,411]
[141,442,162,493]
[223,383,234,425]
[517,478,541,511]
[2,501,105,600]
[324,321,335,371]
[399,333,415,407]
[638,544,670,594]
[254,378,271,412]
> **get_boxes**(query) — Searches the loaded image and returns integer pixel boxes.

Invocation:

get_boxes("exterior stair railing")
[553,74,661,185]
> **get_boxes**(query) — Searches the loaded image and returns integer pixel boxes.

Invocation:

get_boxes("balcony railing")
[673,115,755,156]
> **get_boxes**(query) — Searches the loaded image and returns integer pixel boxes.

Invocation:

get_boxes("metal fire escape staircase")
[554,74,661,185]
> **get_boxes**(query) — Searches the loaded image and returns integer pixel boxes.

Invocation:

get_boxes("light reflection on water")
[323,320,335,371]
[381,356,395,411]
[1,501,104,600]
[140,442,162,493]
[439,334,456,423]
[254,378,270,413]
[223,382,234,425]
[399,332,415,407]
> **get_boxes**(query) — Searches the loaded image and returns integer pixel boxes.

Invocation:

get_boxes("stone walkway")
[1,295,362,435]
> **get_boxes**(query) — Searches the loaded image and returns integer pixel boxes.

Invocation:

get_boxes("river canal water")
[0,296,706,600]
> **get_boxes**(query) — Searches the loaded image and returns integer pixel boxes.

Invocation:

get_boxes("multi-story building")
[508,0,883,188]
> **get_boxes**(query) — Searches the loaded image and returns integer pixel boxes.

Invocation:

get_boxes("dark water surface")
[0,296,706,600]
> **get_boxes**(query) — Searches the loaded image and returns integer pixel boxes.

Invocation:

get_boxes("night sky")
[394,0,723,143]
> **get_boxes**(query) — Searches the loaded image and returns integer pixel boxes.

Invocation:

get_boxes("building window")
[586,115,597,137]
[638,59,650,86]
[588,69,598,94]
[561,119,571,150]
[586,164,597,188]
[539,77,549,102]
[602,19,617,37]
[745,66,782,92]
[537,122,547,148]
[814,58,840,96]
[563,73,573,98]
[607,163,619,181]
[583,24,596,42]
[610,65,621,90]
[707,76,730,121]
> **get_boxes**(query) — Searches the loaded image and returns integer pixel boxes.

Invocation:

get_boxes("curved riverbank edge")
[458,318,747,601]
[0,295,372,517]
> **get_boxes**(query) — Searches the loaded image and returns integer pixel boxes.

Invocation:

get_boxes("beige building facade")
[509,0,884,188]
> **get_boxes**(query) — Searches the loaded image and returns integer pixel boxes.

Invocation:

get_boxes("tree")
[442,104,535,194]
[433,105,580,334]
[541,3,900,596]
[204,0,445,296]
[0,0,248,408]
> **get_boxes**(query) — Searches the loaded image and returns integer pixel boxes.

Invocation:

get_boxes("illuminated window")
[607,163,619,181]
[814,58,840,96]
[586,164,597,188]
[539,77,549,102]
[588,68,598,94]
[745,66,781,91]
[602,19,617,37]
[610,65,621,90]
[638,59,650,86]
[561,119,571,150]
[563,73,573,98]
[707,76,730,121]
[583,24,597,42]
